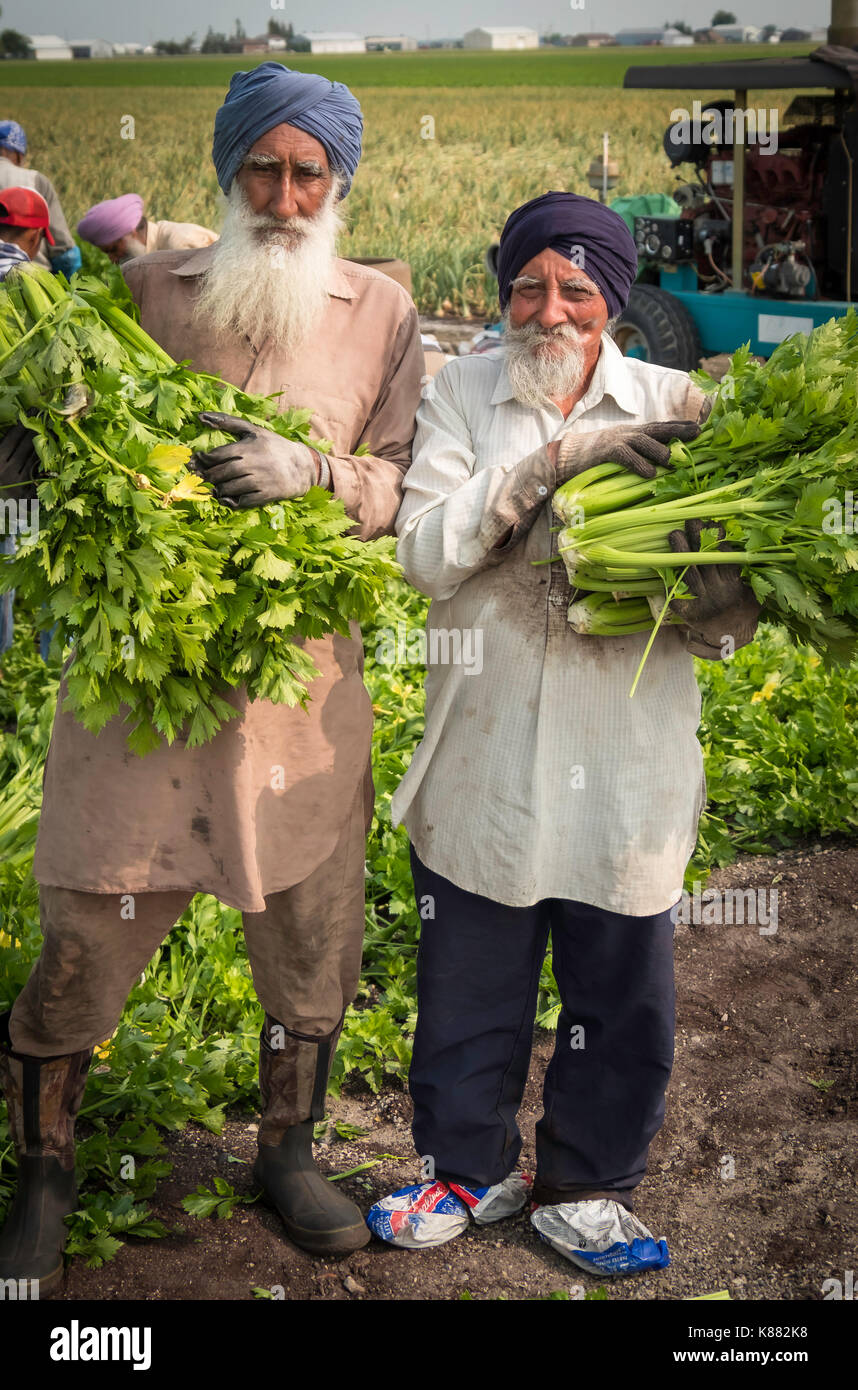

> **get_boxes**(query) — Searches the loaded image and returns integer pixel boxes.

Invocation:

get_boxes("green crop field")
[0,44,811,88]
[2,47,812,315]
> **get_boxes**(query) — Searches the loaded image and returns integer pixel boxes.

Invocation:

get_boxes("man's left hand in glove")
[667,517,761,659]
[192,412,330,509]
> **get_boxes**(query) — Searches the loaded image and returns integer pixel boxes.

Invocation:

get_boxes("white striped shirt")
[390,333,709,914]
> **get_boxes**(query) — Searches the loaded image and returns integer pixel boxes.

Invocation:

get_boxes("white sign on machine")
[757,314,813,344]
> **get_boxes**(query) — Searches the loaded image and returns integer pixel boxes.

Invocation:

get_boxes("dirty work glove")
[553,419,702,484]
[192,411,328,509]
[667,517,761,658]
[0,424,41,502]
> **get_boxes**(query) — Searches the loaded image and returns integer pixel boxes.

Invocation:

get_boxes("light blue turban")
[212,62,363,197]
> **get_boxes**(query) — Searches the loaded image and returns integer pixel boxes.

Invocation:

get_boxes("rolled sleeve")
[327,302,424,541]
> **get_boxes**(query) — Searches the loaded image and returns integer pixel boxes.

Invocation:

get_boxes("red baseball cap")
[0,187,55,244]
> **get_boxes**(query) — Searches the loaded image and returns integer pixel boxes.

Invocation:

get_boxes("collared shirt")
[33,246,424,911]
[0,239,28,280]
[390,335,708,915]
[144,219,217,253]
[0,156,75,269]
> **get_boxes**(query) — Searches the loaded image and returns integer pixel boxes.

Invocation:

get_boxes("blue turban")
[0,120,27,156]
[212,62,363,197]
[496,191,638,319]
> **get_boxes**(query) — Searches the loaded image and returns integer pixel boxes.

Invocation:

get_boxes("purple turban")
[496,191,638,319]
[212,62,363,197]
[78,194,144,247]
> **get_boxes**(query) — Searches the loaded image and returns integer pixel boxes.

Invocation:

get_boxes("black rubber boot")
[252,1016,370,1256]
[0,1011,92,1296]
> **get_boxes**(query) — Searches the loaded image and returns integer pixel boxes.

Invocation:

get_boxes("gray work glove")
[554,419,702,484]
[667,518,761,657]
[0,424,41,502]
[192,411,327,509]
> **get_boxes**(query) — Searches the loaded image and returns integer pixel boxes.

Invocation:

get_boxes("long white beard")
[193,181,345,352]
[503,308,589,408]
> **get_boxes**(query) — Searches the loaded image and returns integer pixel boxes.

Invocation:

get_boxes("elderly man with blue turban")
[0,64,423,1291]
[366,193,759,1265]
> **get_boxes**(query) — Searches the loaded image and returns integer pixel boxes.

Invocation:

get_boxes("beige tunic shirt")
[144,219,217,253]
[33,246,423,910]
[391,336,708,916]
[0,155,75,269]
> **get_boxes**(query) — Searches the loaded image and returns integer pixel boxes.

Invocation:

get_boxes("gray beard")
[193,181,344,353]
[502,308,589,408]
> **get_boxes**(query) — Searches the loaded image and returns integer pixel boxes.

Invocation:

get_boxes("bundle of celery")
[553,312,858,677]
[0,267,397,755]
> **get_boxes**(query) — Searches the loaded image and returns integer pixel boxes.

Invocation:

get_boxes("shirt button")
[537,485,548,496]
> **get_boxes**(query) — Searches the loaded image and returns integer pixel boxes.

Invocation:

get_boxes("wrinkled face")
[236,123,333,230]
[507,248,608,363]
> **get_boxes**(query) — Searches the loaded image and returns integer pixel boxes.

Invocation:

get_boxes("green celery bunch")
[0,268,398,755]
[552,312,858,674]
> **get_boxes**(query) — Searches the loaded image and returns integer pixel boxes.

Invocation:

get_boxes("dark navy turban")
[212,62,363,197]
[496,191,638,318]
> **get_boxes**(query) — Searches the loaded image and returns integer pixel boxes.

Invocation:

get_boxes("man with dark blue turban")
[365,192,759,1266]
[0,64,424,1290]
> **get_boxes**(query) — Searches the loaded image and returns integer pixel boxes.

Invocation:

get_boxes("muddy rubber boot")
[252,1015,370,1256]
[0,1011,92,1297]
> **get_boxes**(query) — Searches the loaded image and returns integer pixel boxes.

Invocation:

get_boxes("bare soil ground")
[55,839,857,1302]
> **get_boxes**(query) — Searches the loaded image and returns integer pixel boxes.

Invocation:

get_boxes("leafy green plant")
[181,1176,258,1220]
[0,268,399,754]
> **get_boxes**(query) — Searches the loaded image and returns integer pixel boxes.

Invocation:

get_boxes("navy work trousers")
[408,846,677,1208]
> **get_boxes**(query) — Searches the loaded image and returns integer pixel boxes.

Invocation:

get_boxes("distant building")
[661,28,694,47]
[70,39,115,59]
[365,35,418,51]
[614,28,670,45]
[463,26,539,50]
[113,43,145,55]
[26,34,74,60]
[295,32,366,54]
[711,24,761,42]
[571,33,616,47]
[241,36,270,55]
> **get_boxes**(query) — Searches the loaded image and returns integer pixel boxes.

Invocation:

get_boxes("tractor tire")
[612,284,701,372]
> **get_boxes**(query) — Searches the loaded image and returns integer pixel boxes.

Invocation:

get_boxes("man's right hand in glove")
[0,425,41,502]
[546,419,702,483]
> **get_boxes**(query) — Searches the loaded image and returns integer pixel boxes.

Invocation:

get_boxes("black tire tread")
[614,284,702,371]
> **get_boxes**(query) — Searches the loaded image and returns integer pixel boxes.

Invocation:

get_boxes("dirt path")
[58,839,857,1301]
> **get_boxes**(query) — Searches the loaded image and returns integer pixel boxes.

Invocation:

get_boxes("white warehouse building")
[26,34,74,60]
[463,26,539,50]
[295,32,366,54]
[70,39,115,59]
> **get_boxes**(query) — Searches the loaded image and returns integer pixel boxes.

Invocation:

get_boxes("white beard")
[193,180,345,353]
[119,234,148,262]
[503,307,589,408]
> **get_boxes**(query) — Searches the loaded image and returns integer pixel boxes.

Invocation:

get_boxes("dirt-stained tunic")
[33,245,424,910]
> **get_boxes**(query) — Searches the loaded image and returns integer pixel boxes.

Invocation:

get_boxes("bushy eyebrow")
[511,274,596,293]
[241,152,328,175]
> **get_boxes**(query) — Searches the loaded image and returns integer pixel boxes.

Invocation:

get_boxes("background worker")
[78,193,216,263]
[0,120,80,277]
[0,188,55,657]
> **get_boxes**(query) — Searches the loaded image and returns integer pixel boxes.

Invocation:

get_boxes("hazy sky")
[4,1,831,46]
